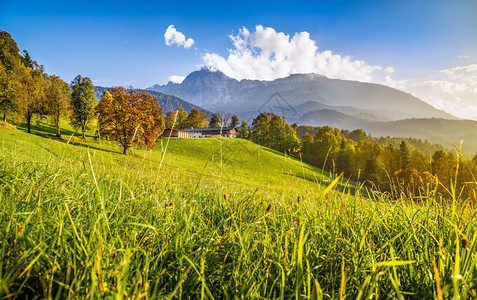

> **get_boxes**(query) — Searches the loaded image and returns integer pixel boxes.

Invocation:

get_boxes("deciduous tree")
[186,109,208,128]
[45,75,71,137]
[96,87,165,154]
[231,115,239,127]
[238,120,250,139]
[216,110,231,127]
[21,67,47,133]
[165,110,178,128]
[209,112,220,127]
[176,107,188,129]
[70,75,97,138]
[0,30,25,122]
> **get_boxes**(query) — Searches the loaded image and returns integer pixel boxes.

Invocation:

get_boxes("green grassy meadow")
[1,122,477,299]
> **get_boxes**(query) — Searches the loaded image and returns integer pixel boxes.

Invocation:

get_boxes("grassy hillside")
[1,122,477,298]
[0,119,337,192]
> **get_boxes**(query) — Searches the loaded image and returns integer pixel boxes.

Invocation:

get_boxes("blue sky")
[1,0,476,118]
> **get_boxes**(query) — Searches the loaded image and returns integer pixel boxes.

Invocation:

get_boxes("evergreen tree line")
[245,112,477,200]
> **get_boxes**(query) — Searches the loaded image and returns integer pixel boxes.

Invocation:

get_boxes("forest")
[243,112,477,200]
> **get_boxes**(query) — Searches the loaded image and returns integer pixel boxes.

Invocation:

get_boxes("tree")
[410,149,431,173]
[165,110,178,128]
[313,126,342,170]
[70,75,97,138]
[22,67,47,133]
[45,75,71,137]
[186,109,208,128]
[346,129,367,143]
[176,107,188,129]
[238,120,250,139]
[399,141,411,170]
[432,150,456,189]
[96,87,165,154]
[209,112,220,127]
[0,30,25,122]
[250,112,300,154]
[230,115,239,127]
[216,110,232,127]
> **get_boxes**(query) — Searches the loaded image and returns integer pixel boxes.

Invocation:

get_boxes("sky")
[1,0,476,118]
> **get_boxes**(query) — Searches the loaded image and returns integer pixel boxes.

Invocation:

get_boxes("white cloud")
[198,25,477,119]
[202,25,389,82]
[458,54,470,59]
[405,64,477,119]
[168,75,186,84]
[440,64,477,80]
[164,25,195,49]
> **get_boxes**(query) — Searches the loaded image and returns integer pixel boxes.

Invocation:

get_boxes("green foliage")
[237,120,250,139]
[45,75,71,137]
[70,75,97,138]
[400,141,411,170]
[209,112,220,127]
[251,112,300,154]
[230,115,239,127]
[176,107,188,129]
[186,109,208,128]
[0,30,26,122]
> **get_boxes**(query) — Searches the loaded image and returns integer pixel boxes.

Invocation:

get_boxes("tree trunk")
[56,110,61,138]
[27,113,31,133]
[82,124,85,139]
[123,147,128,155]
[56,120,61,138]
[2,112,6,122]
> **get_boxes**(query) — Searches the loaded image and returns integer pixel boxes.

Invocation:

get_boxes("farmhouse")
[162,126,238,138]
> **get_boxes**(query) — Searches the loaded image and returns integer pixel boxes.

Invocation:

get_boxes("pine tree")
[399,141,411,170]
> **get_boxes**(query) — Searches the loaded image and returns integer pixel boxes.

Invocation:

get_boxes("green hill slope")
[0,122,335,192]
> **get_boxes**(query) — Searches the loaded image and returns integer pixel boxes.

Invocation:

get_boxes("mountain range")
[147,68,455,122]
[146,69,477,154]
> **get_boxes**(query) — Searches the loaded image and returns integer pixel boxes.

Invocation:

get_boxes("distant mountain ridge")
[147,68,456,122]
[94,86,212,116]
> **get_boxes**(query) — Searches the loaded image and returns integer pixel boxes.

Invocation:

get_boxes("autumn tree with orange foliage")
[96,87,165,154]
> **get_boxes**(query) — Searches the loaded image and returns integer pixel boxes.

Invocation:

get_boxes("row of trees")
[164,109,241,130]
[246,112,477,200]
[0,31,101,139]
[1,30,167,154]
[1,31,71,136]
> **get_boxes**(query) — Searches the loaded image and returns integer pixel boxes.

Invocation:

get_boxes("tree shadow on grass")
[16,122,124,155]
